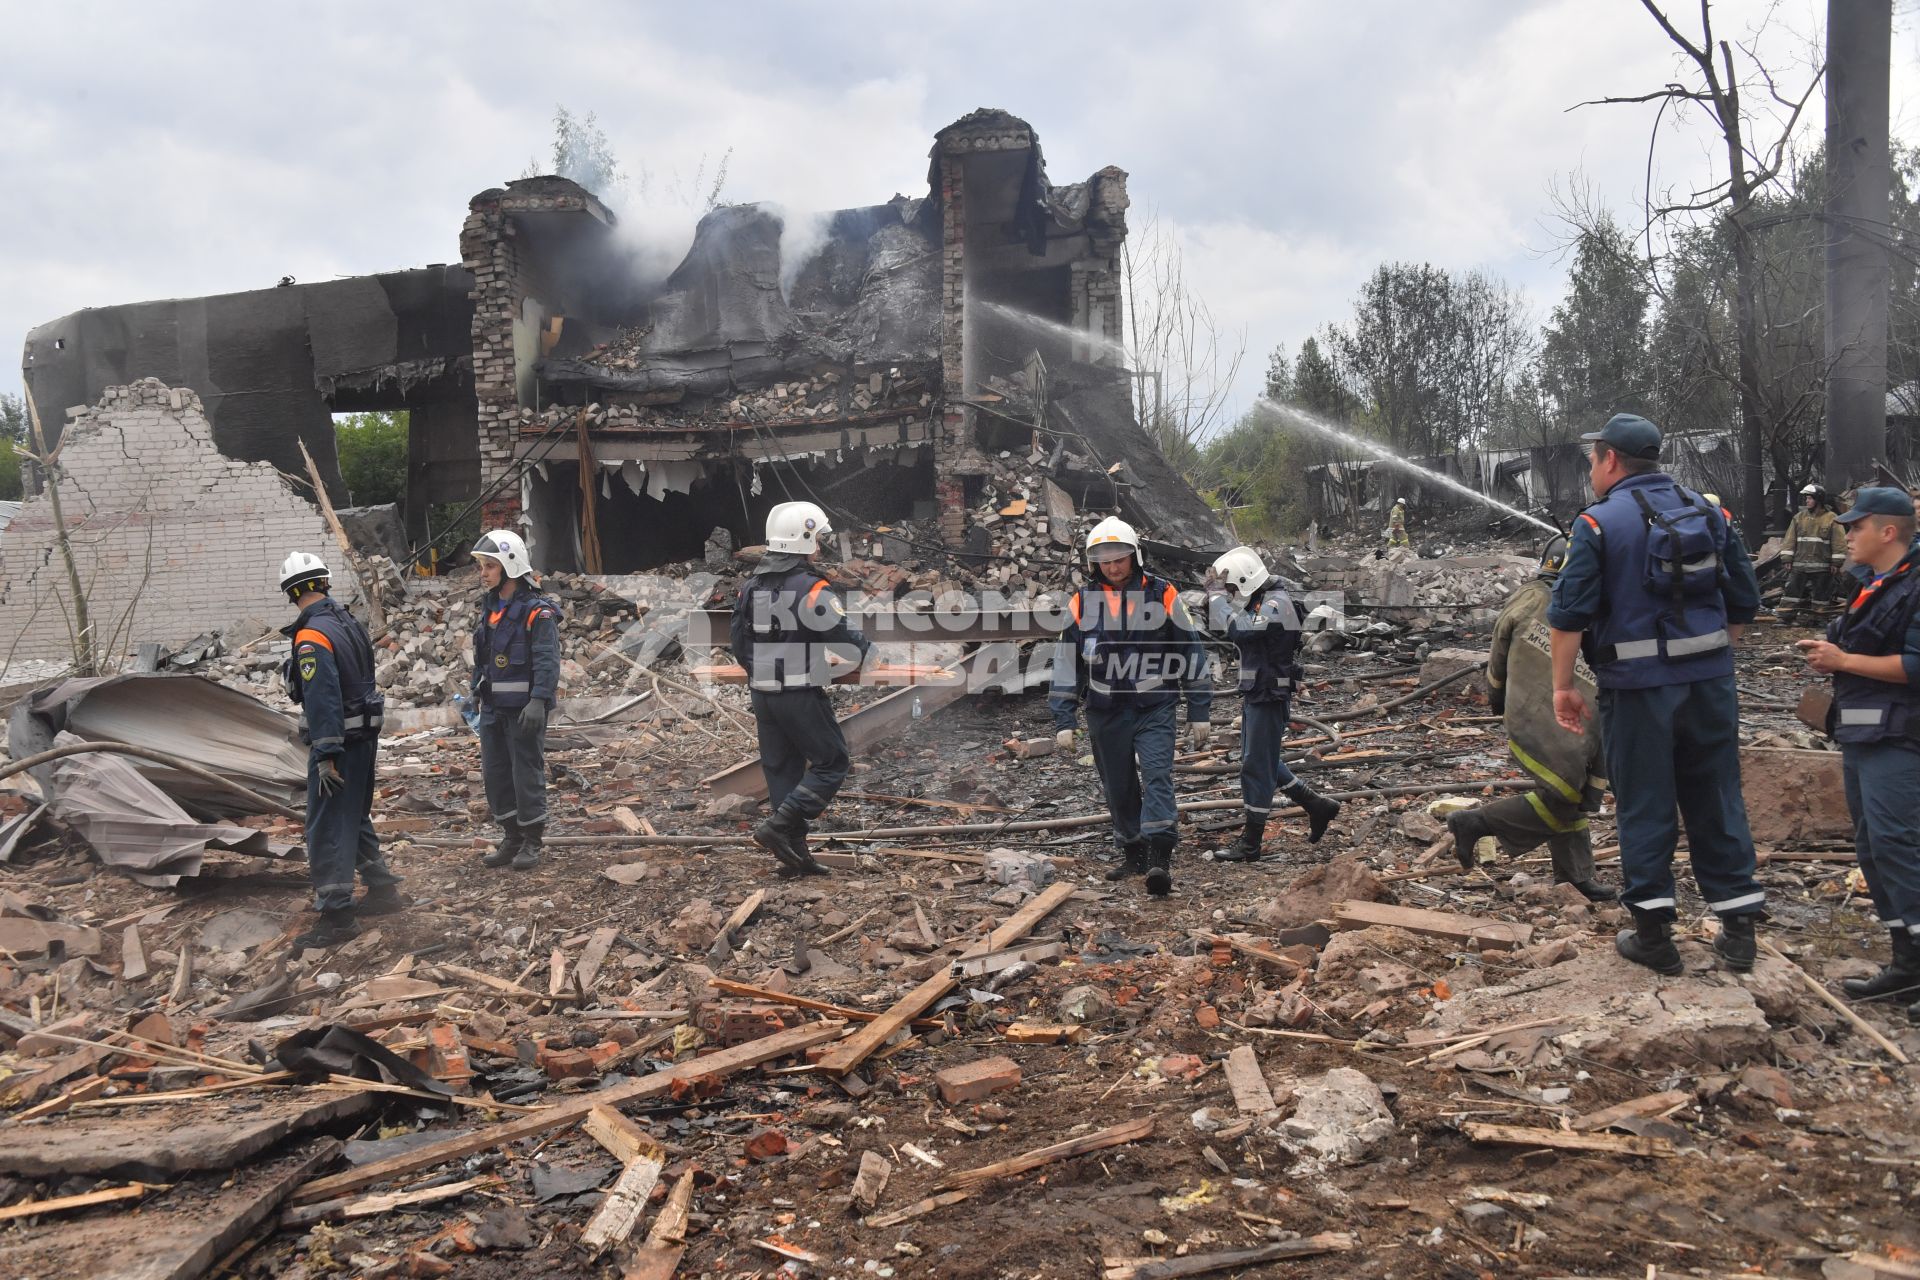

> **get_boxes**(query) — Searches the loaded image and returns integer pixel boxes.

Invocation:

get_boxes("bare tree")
[1122,212,1247,471]
[1572,0,1823,541]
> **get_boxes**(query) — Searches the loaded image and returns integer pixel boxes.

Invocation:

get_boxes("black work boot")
[482,821,522,868]
[1616,911,1683,976]
[510,821,545,870]
[780,817,830,877]
[1282,781,1342,843]
[358,883,406,915]
[1842,930,1920,1002]
[755,806,818,873]
[1104,839,1148,882]
[1714,912,1758,972]
[1215,816,1266,863]
[1144,834,1176,897]
[1446,808,1489,870]
[293,907,360,950]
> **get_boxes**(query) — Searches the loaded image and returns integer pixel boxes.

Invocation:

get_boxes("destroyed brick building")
[16,109,1222,604]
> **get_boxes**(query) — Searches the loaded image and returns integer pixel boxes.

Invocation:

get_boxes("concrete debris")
[1280,1067,1397,1165]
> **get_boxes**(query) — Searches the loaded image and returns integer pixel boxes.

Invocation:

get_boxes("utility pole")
[1823,0,1892,492]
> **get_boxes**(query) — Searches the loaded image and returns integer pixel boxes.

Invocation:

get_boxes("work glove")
[518,699,549,733]
[1054,728,1076,753]
[1187,720,1212,750]
[316,760,346,797]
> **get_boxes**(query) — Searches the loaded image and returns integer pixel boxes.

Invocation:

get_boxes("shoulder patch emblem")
[298,655,317,682]
[494,653,509,668]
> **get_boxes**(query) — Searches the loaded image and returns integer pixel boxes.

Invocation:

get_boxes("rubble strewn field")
[1,532,1916,1280]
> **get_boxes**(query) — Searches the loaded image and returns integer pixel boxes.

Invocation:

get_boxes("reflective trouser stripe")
[1628,896,1676,910]
[1509,740,1583,804]
[1840,707,1886,726]
[1244,805,1271,816]
[1525,791,1588,833]
[1707,891,1766,913]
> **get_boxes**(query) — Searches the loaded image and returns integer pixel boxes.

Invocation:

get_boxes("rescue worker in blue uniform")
[278,551,398,948]
[1447,535,1613,901]
[1050,517,1213,896]
[1204,546,1341,861]
[732,500,872,876]
[1547,414,1764,974]
[1797,488,1920,1025]
[470,530,562,871]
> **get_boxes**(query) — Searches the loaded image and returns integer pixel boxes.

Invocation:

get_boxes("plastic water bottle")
[911,694,924,722]
[453,693,481,734]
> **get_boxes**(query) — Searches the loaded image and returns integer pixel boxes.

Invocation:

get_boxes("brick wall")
[460,194,526,533]
[0,379,354,667]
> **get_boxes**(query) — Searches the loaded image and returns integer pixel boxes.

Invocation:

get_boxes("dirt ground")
[3,579,1919,1279]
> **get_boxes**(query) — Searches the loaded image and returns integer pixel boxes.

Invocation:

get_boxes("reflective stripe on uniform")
[1613,639,1660,660]
[1628,896,1676,910]
[1667,629,1728,656]
[1707,891,1766,913]
[1840,707,1887,725]
[1244,805,1271,817]
[1524,790,1588,833]
[491,680,532,694]
[1508,740,1583,804]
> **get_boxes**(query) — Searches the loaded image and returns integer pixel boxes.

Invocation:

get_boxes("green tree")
[332,411,408,508]
[1538,213,1651,431]
[0,437,21,502]
[1291,335,1356,423]
[0,392,25,444]
[1263,343,1293,402]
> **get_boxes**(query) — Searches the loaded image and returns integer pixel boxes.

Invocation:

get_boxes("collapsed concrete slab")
[1740,746,1853,844]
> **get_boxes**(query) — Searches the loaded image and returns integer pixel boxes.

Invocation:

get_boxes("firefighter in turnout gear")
[279,552,398,948]
[470,530,562,871]
[731,501,872,876]
[1204,546,1341,861]
[1050,517,1213,896]
[1798,488,1920,1026]
[1778,483,1847,623]
[1446,535,1613,901]
[1386,498,1409,548]
[1547,414,1764,976]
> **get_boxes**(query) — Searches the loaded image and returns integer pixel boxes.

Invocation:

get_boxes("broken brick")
[934,1055,1022,1105]
[1194,1005,1221,1030]
[744,1127,789,1161]
[538,1047,598,1081]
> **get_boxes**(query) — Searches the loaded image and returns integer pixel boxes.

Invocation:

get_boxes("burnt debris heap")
[21,109,1222,575]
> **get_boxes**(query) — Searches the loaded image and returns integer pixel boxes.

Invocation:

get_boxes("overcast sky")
[4,0,1917,429]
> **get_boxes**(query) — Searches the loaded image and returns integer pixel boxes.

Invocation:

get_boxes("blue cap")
[1579,413,1663,460]
[1835,486,1917,524]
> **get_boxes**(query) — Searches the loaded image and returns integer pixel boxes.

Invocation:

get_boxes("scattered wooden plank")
[583,1105,654,1165]
[1759,939,1912,1065]
[282,1176,491,1229]
[1102,1233,1356,1279]
[611,806,645,835]
[816,882,1076,1076]
[120,925,149,982]
[548,948,568,999]
[1223,1045,1275,1115]
[580,1137,666,1255]
[1002,1023,1088,1046]
[1460,1121,1674,1158]
[574,927,619,995]
[434,963,556,1004]
[1332,900,1532,950]
[863,1189,971,1229]
[167,948,193,1005]
[621,1169,694,1280]
[939,1116,1154,1190]
[1205,933,1308,973]
[291,1020,844,1205]
[0,1179,163,1222]
[950,939,1065,979]
[704,979,943,1030]
[754,1238,823,1264]
[11,1073,111,1122]
[720,890,767,942]
[1571,1090,1692,1133]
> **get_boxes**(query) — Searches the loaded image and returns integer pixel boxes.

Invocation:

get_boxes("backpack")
[1629,486,1726,606]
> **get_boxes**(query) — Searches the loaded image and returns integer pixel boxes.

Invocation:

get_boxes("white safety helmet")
[1799,482,1821,496]
[1210,546,1271,598]
[1084,516,1141,565]
[471,529,533,579]
[279,551,331,601]
[766,501,833,555]
[1393,497,1408,508]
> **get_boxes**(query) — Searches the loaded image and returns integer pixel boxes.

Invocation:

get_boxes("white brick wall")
[0,379,360,667]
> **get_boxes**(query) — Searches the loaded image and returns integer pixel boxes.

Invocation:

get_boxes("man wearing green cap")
[1547,413,1764,976]
[1798,487,1920,1025]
